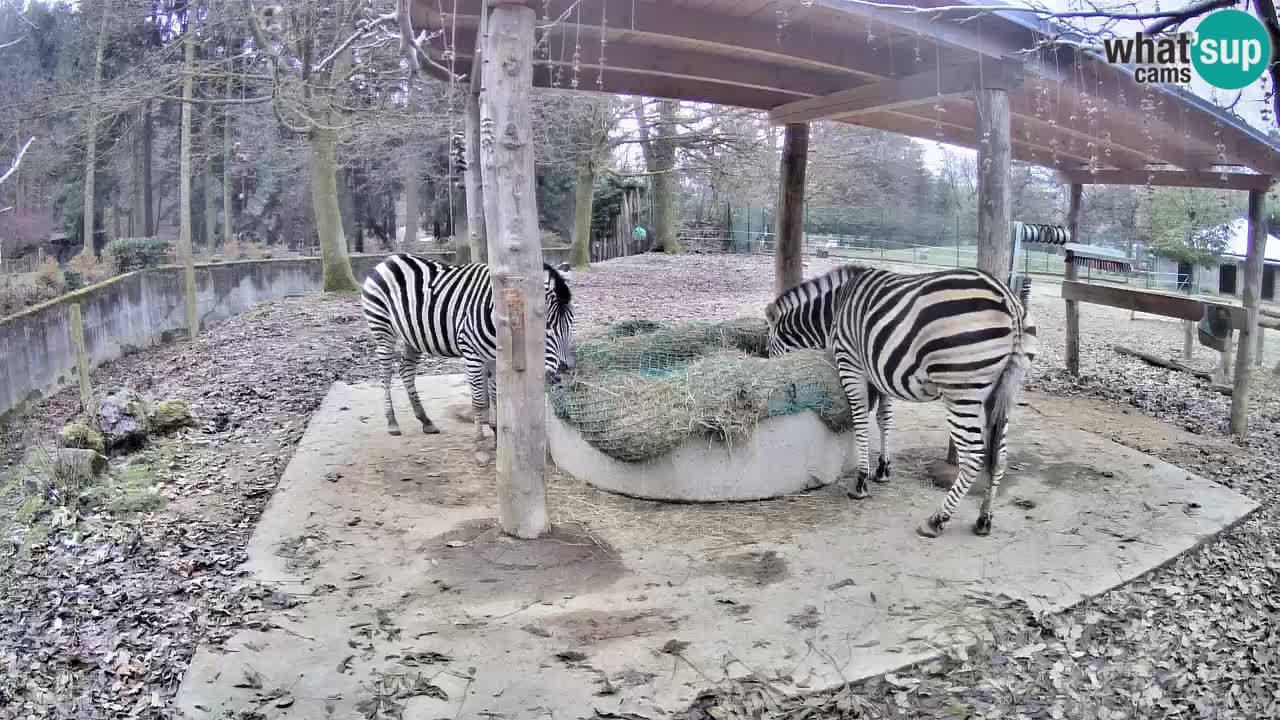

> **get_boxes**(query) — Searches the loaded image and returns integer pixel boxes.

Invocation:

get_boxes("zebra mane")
[764,263,870,325]
[543,262,572,306]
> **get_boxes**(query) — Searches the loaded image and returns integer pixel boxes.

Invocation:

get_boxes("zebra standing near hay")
[360,254,577,451]
[764,265,1037,538]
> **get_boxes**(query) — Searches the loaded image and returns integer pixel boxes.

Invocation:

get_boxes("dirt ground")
[2,252,1278,719]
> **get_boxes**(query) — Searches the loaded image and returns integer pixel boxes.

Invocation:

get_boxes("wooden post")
[934,82,1013,481]
[464,5,489,264]
[1183,321,1195,361]
[1230,187,1268,436]
[1064,184,1083,376]
[975,87,1012,278]
[774,122,808,294]
[69,303,92,413]
[1257,326,1265,367]
[1216,330,1234,383]
[480,0,549,539]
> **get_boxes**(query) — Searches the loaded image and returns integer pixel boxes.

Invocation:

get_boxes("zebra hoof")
[973,514,992,536]
[873,458,892,484]
[388,428,402,437]
[916,517,944,538]
[422,422,441,435]
[846,487,870,500]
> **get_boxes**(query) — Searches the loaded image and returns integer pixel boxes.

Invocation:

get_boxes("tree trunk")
[480,3,549,539]
[311,127,359,291]
[179,29,199,339]
[143,102,155,236]
[222,105,234,249]
[402,89,420,247]
[82,6,111,257]
[571,149,594,268]
[632,98,681,254]
[653,101,681,254]
[204,106,218,252]
[308,36,358,292]
[131,118,142,237]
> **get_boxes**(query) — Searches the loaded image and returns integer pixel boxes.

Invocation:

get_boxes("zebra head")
[544,262,577,384]
[763,266,861,357]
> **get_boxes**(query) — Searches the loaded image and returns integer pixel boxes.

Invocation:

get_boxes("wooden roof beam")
[449,31,863,100]
[848,109,1093,170]
[428,0,916,83]
[1006,82,1219,170]
[1056,168,1275,191]
[808,0,1013,60]
[768,58,1022,125]
[1034,54,1278,173]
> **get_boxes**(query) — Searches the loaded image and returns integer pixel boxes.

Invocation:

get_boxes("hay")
[548,317,852,463]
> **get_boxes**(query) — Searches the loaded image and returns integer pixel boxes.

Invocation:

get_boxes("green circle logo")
[1192,9,1273,90]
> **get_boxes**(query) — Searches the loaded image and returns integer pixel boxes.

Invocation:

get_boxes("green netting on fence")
[547,317,853,463]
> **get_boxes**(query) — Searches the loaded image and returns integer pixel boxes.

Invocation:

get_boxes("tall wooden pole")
[774,122,809,295]
[934,81,1013,479]
[481,0,549,539]
[465,5,489,264]
[1064,183,1083,376]
[975,88,1012,278]
[1230,187,1268,436]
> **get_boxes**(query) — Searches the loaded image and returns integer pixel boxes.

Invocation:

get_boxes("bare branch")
[1144,0,1238,34]
[0,136,34,187]
[1256,0,1280,124]
[0,35,25,51]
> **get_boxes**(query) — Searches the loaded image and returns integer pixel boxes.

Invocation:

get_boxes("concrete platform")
[176,374,1257,720]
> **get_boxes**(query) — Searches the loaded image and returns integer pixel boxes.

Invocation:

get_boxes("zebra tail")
[983,309,1032,476]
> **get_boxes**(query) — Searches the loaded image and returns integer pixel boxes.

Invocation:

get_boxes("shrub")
[68,251,111,286]
[34,257,66,292]
[0,275,61,317]
[105,237,172,273]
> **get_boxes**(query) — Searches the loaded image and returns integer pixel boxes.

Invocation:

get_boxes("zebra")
[360,253,577,450]
[764,264,1037,539]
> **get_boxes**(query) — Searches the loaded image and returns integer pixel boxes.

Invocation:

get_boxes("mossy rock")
[94,389,152,454]
[58,421,106,453]
[150,400,195,434]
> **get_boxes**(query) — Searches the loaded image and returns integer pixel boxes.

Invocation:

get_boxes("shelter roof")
[411,0,1280,180]
[1203,218,1280,262]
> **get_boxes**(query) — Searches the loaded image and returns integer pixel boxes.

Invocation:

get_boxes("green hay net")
[546,317,854,463]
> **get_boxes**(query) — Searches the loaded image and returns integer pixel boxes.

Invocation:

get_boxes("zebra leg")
[377,340,401,436]
[917,401,986,538]
[974,418,1010,536]
[399,347,440,434]
[464,355,490,447]
[836,359,874,500]
[873,392,894,483]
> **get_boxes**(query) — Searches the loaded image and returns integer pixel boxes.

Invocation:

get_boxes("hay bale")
[549,317,851,463]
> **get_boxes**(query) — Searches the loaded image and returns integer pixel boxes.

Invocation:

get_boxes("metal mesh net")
[547,317,853,463]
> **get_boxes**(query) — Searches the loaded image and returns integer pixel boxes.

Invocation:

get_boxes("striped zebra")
[764,265,1037,539]
[360,254,577,448]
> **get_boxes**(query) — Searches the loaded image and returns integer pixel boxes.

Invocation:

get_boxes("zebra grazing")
[764,265,1037,539]
[360,254,577,448]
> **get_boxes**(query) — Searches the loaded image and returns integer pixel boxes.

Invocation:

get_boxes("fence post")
[69,303,93,414]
